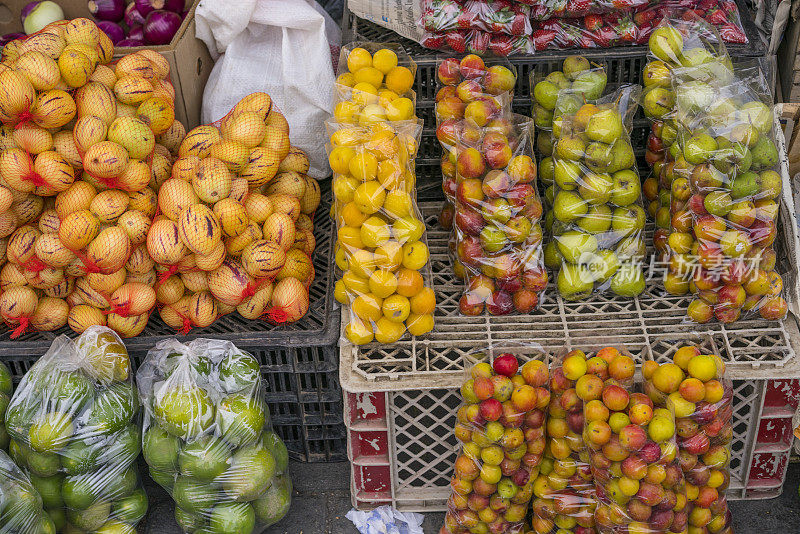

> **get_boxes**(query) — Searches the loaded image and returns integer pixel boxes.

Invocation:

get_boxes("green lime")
[217,393,265,447]
[48,507,67,530]
[29,411,75,453]
[143,425,180,471]
[172,476,217,515]
[252,473,292,527]
[1,480,39,519]
[178,435,230,482]
[105,424,141,465]
[175,505,205,532]
[165,351,212,378]
[5,403,34,442]
[154,384,215,440]
[0,391,9,419]
[222,444,275,502]
[0,361,11,396]
[111,488,147,524]
[29,474,64,509]
[95,519,136,534]
[103,465,137,500]
[0,424,8,451]
[86,383,138,435]
[261,431,289,474]
[67,498,111,531]
[26,450,61,478]
[39,513,57,534]
[7,439,24,465]
[208,502,255,534]
[61,440,99,476]
[51,371,94,413]
[219,352,260,393]
[62,474,98,510]
[147,467,175,492]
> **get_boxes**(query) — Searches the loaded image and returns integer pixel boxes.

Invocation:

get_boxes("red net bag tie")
[73,248,103,274]
[102,302,131,317]
[264,306,288,324]
[241,281,258,301]
[175,310,193,335]
[2,313,30,339]
[156,264,180,286]
[21,255,46,273]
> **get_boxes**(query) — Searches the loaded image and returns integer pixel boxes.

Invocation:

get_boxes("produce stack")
[531,347,636,534]
[444,351,549,534]
[550,86,647,301]
[0,449,54,533]
[137,338,292,533]
[87,0,189,47]
[0,361,11,451]
[150,92,321,333]
[4,326,147,533]
[329,43,436,344]
[643,346,735,533]
[0,18,181,338]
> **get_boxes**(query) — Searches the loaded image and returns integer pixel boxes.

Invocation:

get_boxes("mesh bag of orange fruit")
[0,448,54,534]
[4,326,147,533]
[136,338,291,534]
[529,346,635,534]
[643,345,734,534]
[445,346,550,534]
[150,92,321,334]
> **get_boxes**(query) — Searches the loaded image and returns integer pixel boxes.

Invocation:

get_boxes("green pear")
[578,173,613,205]
[562,56,591,80]
[615,235,646,261]
[683,133,717,165]
[553,191,588,223]
[585,109,623,144]
[554,159,581,190]
[572,70,607,100]
[740,101,773,133]
[577,205,612,234]
[533,104,554,129]
[555,135,586,161]
[611,206,646,237]
[749,135,778,170]
[643,61,671,88]
[611,169,641,206]
[557,263,594,301]
[610,262,645,297]
[540,156,555,185]
[545,71,571,89]
[676,81,715,112]
[534,81,559,111]
[729,171,759,199]
[610,140,635,172]
[556,230,598,264]
[648,26,684,64]
[544,240,563,270]
[590,249,621,283]
[643,87,675,120]
[585,142,614,173]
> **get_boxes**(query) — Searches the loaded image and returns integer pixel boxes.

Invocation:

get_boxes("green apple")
[554,159,581,190]
[553,191,588,223]
[562,56,591,80]
[683,133,717,165]
[611,170,641,206]
[577,205,612,234]
[482,198,512,224]
[740,101,773,133]
[556,230,598,264]
[585,109,623,144]
[610,262,645,297]
[557,263,594,301]
[505,216,531,243]
[649,26,684,64]
[578,173,613,205]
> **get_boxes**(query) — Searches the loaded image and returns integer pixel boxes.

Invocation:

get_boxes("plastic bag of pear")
[4,326,147,533]
[0,449,55,534]
[137,338,291,534]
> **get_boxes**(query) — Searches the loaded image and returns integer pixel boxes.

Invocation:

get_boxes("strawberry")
[566,0,591,17]
[421,33,445,49]
[584,14,603,31]
[697,0,716,11]
[706,8,729,26]
[633,9,656,26]
[457,11,476,29]
[445,31,467,52]
[511,13,528,35]
[578,35,595,49]
[489,34,514,56]
[635,21,653,44]
[592,25,616,47]
[468,31,490,54]
[612,0,638,9]
[719,23,747,43]
[531,29,557,50]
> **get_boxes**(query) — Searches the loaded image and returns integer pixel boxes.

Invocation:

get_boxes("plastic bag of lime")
[136,338,292,533]
[3,326,147,533]
[0,449,56,534]
[0,361,12,452]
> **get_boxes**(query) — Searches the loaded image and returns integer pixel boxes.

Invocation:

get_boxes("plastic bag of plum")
[530,346,636,534]
[549,84,646,301]
[435,55,516,279]
[420,0,533,36]
[421,30,535,56]
[643,345,734,534]
[444,346,550,534]
[669,61,788,324]
[453,113,548,316]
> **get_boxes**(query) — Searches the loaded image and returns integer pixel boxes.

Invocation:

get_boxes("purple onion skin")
[124,3,146,27]
[96,20,125,44]
[143,10,181,45]
[0,32,26,46]
[136,0,185,16]
[88,0,125,22]
[20,1,41,24]
[128,25,144,41]
[116,38,145,47]
[161,0,186,13]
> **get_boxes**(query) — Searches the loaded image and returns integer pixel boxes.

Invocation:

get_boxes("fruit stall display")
[5,326,147,533]
[0,361,11,451]
[137,338,291,534]
[0,448,54,533]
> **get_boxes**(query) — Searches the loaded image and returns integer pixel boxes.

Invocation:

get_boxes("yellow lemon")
[342,270,370,295]
[358,104,387,125]
[332,175,358,203]
[330,127,365,147]
[377,159,404,189]
[340,201,368,228]
[384,190,412,218]
[335,244,349,271]
[372,48,398,74]
[360,216,391,248]
[337,226,364,250]
[378,89,399,108]
[353,66,384,90]
[349,152,378,181]
[402,241,429,270]
[348,248,376,279]
[386,97,414,121]
[351,82,379,106]
[396,268,423,297]
[346,319,374,345]
[368,269,398,299]
[336,72,356,87]
[333,101,360,123]
[385,66,414,94]
[352,293,383,322]
[393,216,424,243]
[410,287,436,315]
[328,145,355,175]
[347,47,372,73]
[375,241,403,271]
[374,317,405,343]
[334,279,349,304]
[382,294,410,323]
[353,181,386,214]
[407,313,434,336]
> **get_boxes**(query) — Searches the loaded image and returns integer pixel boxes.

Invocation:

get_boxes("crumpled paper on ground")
[346,505,425,534]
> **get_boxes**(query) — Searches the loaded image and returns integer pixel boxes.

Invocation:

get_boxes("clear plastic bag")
[0,362,11,452]
[334,43,418,124]
[531,346,635,534]
[670,64,787,323]
[0,449,55,534]
[632,0,748,45]
[549,85,646,301]
[421,30,536,56]
[4,326,147,533]
[642,345,734,534]
[420,0,533,36]
[453,114,547,316]
[530,0,651,21]
[327,119,437,343]
[530,13,640,50]
[136,338,292,533]
[444,345,550,534]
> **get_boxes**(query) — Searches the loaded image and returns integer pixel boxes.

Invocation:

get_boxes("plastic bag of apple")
[669,58,787,324]
[0,449,55,534]
[444,349,550,534]
[549,85,647,301]
[454,114,548,316]
[435,55,517,277]
[531,346,636,534]
[643,345,734,534]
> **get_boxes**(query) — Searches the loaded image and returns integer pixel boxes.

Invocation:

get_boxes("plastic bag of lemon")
[136,338,292,534]
[4,326,147,534]
[0,449,55,534]
[327,116,437,345]
[333,43,418,125]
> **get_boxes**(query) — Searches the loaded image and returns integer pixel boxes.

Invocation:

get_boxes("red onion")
[124,3,146,27]
[135,0,185,17]
[143,10,181,45]
[0,33,25,46]
[128,25,144,41]
[20,1,40,24]
[96,20,124,44]
[117,38,144,47]
[88,0,125,22]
